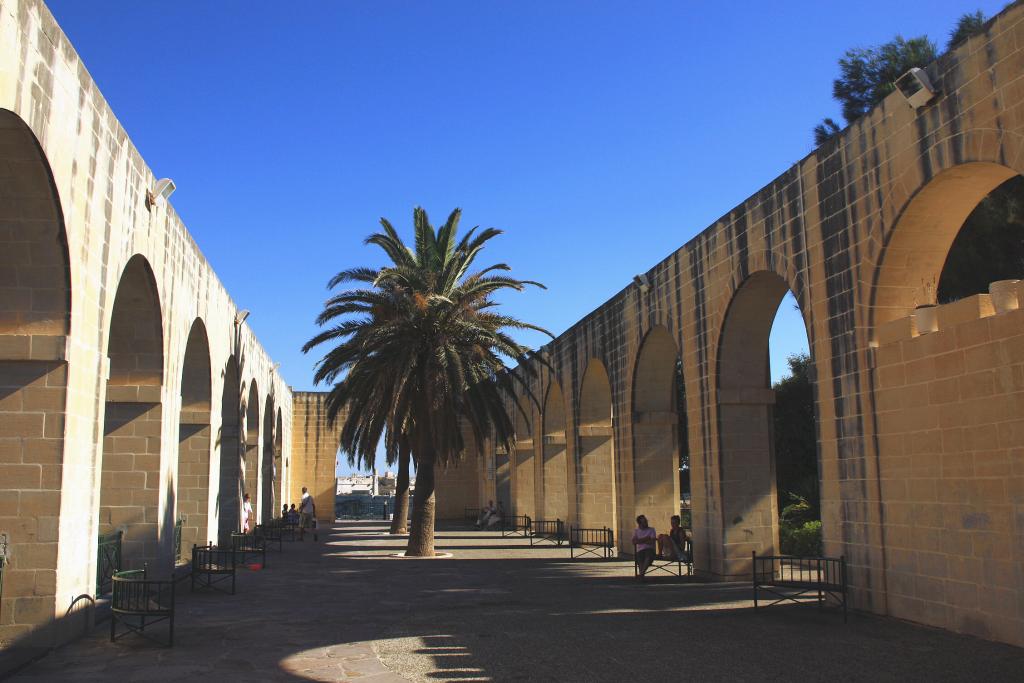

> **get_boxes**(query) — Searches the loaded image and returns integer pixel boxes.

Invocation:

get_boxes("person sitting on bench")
[632,514,657,580]
[657,515,689,561]
[476,500,496,529]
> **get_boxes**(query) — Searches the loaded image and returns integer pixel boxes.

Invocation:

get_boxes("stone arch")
[577,358,615,530]
[262,393,276,522]
[541,380,568,521]
[871,161,1023,333]
[512,397,535,519]
[177,318,212,554]
[217,355,241,542]
[0,109,71,629]
[99,255,164,575]
[715,270,817,576]
[631,325,681,530]
[275,409,284,509]
[243,381,260,525]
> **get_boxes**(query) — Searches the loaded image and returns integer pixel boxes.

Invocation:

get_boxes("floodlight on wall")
[633,273,651,294]
[234,310,250,326]
[895,68,937,109]
[145,178,176,210]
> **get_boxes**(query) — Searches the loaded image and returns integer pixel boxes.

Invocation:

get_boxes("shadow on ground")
[9,522,1024,682]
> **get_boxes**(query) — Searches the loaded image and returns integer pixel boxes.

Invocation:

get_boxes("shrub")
[780,519,822,556]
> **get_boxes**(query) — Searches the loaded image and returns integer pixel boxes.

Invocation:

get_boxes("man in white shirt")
[299,486,317,541]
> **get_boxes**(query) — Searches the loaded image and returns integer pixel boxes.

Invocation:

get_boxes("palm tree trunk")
[406,458,436,556]
[389,436,411,535]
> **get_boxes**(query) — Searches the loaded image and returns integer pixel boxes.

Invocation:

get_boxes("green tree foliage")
[813,10,991,144]
[948,10,987,49]
[772,353,819,514]
[938,176,1024,302]
[303,207,550,555]
[832,36,938,123]
[813,118,842,146]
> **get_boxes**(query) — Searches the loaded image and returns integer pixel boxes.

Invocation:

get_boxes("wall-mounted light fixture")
[234,310,250,326]
[633,273,651,294]
[271,362,280,372]
[895,68,937,109]
[145,177,176,210]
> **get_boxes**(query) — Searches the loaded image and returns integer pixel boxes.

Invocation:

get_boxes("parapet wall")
[872,284,1024,645]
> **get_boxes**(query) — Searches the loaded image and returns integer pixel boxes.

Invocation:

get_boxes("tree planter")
[989,279,1020,314]
[914,304,938,334]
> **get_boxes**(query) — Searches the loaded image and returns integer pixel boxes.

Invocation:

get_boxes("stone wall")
[873,289,1024,645]
[0,0,292,667]
[290,393,342,526]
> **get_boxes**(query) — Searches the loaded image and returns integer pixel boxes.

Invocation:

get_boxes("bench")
[501,514,532,538]
[464,507,480,525]
[191,544,237,595]
[530,519,564,546]
[110,566,175,647]
[634,539,692,578]
[257,519,284,552]
[752,552,847,621]
[231,532,268,568]
[569,526,615,559]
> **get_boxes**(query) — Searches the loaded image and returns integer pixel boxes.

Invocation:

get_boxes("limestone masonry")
[1,0,1024,671]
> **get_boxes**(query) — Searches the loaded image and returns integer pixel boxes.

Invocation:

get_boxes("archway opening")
[262,394,276,522]
[513,399,535,519]
[717,271,816,576]
[494,446,511,514]
[768,293,817,557]
[631,326,681,536]
[99,255,164,575]
[578,359,615,531]
[275,409,284,512]
[217,356,240,542]
[873,162,1024,331]
[0,109,71,625]
[243,382,260,527]
[177,319,211,558]
[541,381,568,521]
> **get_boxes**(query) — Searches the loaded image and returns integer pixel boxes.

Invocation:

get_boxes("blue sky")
[47,0,1007,473]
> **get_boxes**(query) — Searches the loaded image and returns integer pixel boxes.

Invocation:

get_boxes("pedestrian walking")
[299,486,318,541]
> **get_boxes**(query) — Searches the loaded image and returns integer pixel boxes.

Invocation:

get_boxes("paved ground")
[9,521,1024,681]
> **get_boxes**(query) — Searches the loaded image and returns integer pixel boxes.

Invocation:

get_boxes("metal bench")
[191,544,237,595]
[634,539,692,578]
[530,519,564,546]
[752,552,847,622]
[231,532,268,568]
[569,526,614,559]
[257,519,285,552]
[464,507,480,525]
[501,514,532,538]
[110,566,175,647]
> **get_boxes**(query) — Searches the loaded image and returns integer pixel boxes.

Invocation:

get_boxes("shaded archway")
[177,319,212,554]
[0,109,71,628]
[99,255,164,572]
[717,271,816,576]
[577,359,615,530]
[872,162,1022,332]
[217,356,240,542]
[512,400,535,519]
[262,394,276,522]
[243,382,260,518]
[494,445,512,513]
[631,326,680,531]
[275,409,284,512]
[541,381,568,521]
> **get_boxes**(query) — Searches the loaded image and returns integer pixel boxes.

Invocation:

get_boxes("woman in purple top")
[632,514,657,580]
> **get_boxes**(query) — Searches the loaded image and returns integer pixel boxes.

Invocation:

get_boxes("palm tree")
[303,207,549,556]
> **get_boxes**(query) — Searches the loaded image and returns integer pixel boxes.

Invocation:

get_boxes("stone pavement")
[9,522,1024,681]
